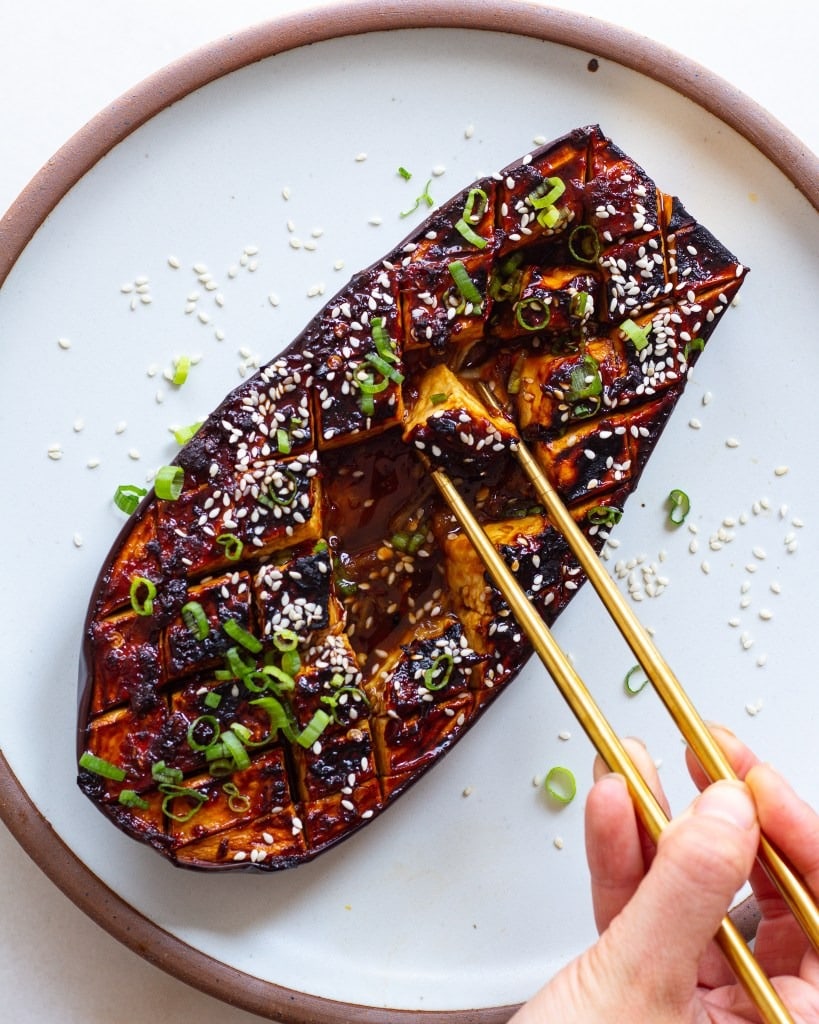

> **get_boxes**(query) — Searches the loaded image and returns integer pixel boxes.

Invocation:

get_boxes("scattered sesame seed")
[464,123,475,139]
[725,437,740,448]
[752,546,767,560]
[688,418,701,429]
[73,417,85,432]
[701,560,711,574]
[462,786,473,798]
[72,532,83,548]
[47,443,63,460]
[368,216,383,227]
[354,152,368,162]
[115,421,127,435]
[167,255,181,269]
[759,609,773,621]
[553,836,564,850]
[57,337,71,350]
[558,730,572,741]
[86,458,100,469]
[774,465,789,477]
[702,391,713,405]
[128,448,140,460]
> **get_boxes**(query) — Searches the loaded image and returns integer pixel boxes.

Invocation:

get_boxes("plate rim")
[1,2,816,1021]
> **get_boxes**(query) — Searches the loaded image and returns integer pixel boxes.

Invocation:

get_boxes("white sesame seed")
[72,532,83,548]
[354,152,367,162]
[86,457,100,469]
[464,123,475,138]
[57,337,71,350]
[47,443,63,460]
[688,418,701,429]
[725,437,740,449]
[752,546,767,560]
[774,465,789,477]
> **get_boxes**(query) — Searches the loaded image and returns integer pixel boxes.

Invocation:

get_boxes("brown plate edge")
[0,1,812,1020]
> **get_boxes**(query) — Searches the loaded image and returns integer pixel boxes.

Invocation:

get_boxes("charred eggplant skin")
[77,125,747,870]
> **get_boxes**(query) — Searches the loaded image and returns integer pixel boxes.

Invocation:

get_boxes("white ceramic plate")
[1,5,817,1021]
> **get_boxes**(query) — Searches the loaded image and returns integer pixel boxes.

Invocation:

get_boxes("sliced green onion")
[454,217,488,249]
[250,695,298,743]
[280,649,301,678]
[223,618,263,654]
[400,178,434,218]
[181,600,209,641]
[570,291,590,319]
[544,765,577,805]
[276,427,292,455]
[220,726,251,771]
[273,628,299,652]
[515,296,551,332]
[448,260,484,308]
[507,352,527,395]
[224,645,258,680]
[118,789,150,809]
[391,531,409,551]
[567,355,603,402]
[423,652,454,691]
[684,337,705,360]
[159,783,207,823]
[568,224,601,264]
[222,781,251,813]
[429,392,448,405]
[114,483,147,515]
[363,351,405,384]
[216,532,243,561]
[257,663,296,694]
[620,318,652,351]
[79,752,126,782]
[528,176,565,210]
[172,420,203,445]
[624,665,649,695]
[187,714,221,752]
[296,709,332,748]
[587,505,623,527]
[667,488,691,526]
[129,576,157,617]
[397,166,412,181]
[154,464,184,500]
[171,354,191,386]
[371,317,398,364]
[151,760,183,786]
[257,468,299,508]
[204,690,222,709]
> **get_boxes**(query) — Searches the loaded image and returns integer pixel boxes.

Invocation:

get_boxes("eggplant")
[77,125,747,869]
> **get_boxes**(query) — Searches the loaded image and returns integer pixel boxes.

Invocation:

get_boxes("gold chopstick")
[431,465,794,1024]
[475,381,819,955]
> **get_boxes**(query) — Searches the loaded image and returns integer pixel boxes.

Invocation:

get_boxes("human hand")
[511,727,819,1023]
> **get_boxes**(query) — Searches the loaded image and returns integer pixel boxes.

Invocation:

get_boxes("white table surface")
[0,2,815,1022]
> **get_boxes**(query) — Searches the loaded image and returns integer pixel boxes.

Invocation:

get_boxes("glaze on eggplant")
[77,125,747,869]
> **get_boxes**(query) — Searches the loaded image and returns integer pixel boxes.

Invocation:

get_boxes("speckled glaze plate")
[0,3,817,1021]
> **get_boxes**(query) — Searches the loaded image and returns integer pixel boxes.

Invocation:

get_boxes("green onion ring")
[624,665,649,695]
[667,488,691,526]
[222,781,251,814]
[620,317,652,351]
[171,354,191,386]
[172,420,203,445]
[118,789,149,810]
[186,714,221,752]
[154,464,184,500]
[113,483,147,515]
[515,296,551,332]
[220,727,251,771]
[296,709,332,749]
[129,575,157,616]
[544,765,577,805]
[216,532,243,561]
[273,628,299,652]
[423,652,454,691]
[568,224,601,264]
[159,784,207,823]
[181,600,209,641]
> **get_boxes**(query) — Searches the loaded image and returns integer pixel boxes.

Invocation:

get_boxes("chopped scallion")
[118,789,149,810]
[568,224,601,264]
[667,488,691,526]
[222,781,251,813]
[448,260,484,309]
[159,784,207,823]
[544,765,577,805]
[296,709,332,748]
[216,532,243,561]
[181,600,209,640]
[154,464,184,500]
[171,354,191,386]
[78,752,126,782]
[186,714,221,752]
[129,575,157,616]
[204,690,222,709]
[172,420,203,445]
[624,665,649,695]
[113,483,147,515]
[223,618,262,653]
[620,318,652,351]
[423,652,454,691]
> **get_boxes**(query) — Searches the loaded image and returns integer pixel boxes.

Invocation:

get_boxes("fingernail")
[694,781,756,830]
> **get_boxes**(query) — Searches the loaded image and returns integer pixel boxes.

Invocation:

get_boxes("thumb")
[598,780,759,1006]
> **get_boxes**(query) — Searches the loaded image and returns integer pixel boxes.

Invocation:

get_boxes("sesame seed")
[725,437,740,449]
[57,337,71,350]
[774,465,789,477]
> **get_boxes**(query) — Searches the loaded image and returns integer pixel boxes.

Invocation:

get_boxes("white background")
[0,2,815,1022]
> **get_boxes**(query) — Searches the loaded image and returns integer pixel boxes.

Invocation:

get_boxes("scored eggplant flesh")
[77,124,747,870]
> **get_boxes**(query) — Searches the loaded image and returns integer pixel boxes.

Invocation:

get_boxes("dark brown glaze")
[77,125,747,870]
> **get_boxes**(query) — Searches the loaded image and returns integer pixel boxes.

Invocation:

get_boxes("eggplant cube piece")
[403,364,518,478]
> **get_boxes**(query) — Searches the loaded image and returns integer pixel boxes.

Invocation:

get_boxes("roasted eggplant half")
[77,125,747,869]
